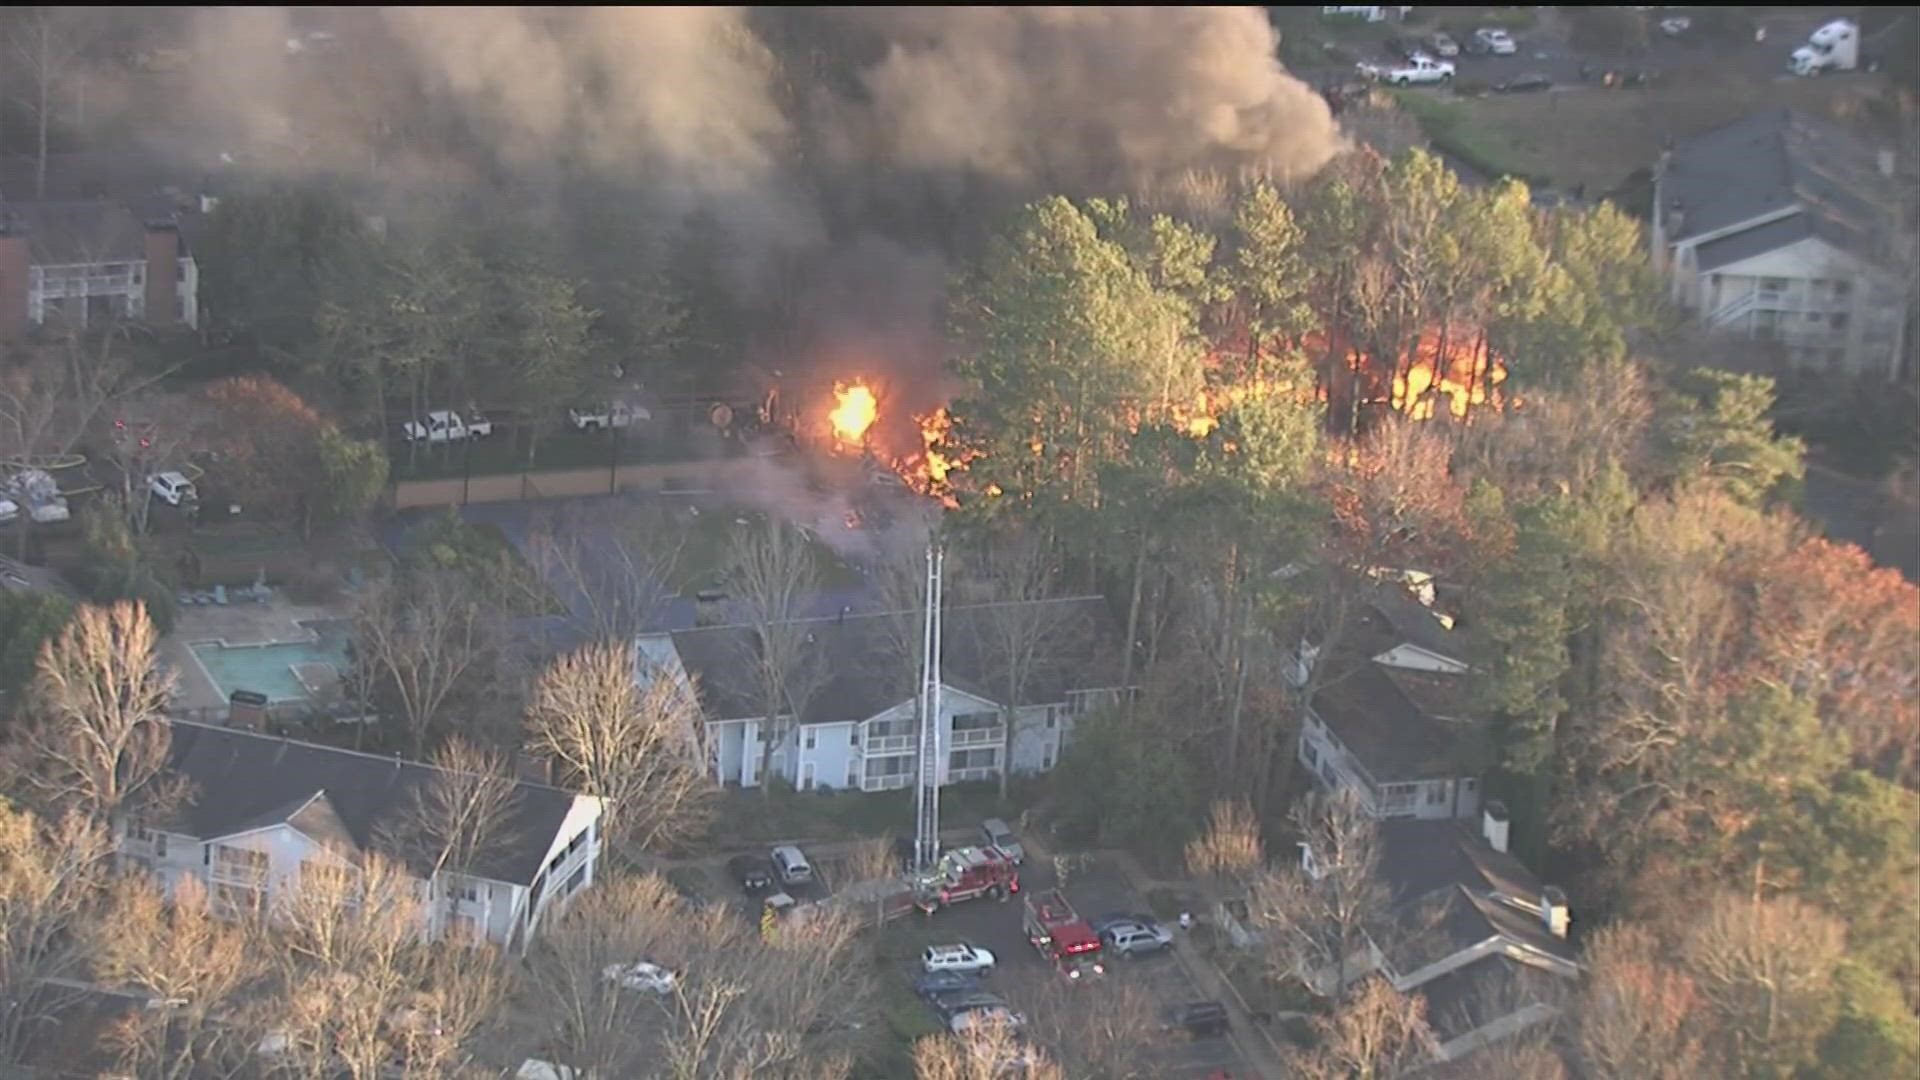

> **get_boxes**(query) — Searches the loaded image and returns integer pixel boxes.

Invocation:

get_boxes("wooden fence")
[387,455,774,511]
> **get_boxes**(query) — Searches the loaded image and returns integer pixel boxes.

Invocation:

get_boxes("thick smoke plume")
[148,7,1343,385]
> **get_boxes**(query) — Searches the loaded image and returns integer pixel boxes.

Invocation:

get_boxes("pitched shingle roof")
[1663,109,1898,266]
[667,596,1121,725]
[0,199,155,265]
[162,720,587,885]
[1310,661,1489,782]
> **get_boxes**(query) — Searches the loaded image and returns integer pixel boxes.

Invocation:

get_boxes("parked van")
[979,818,1025,864]
[770,844,814,886]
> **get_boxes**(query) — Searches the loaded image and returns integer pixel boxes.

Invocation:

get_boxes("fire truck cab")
[915,846,1020,914]
[1022,889,1106,980]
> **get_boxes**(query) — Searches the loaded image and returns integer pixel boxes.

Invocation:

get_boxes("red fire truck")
[914,846,1020,914]
[1021,889,1106,979]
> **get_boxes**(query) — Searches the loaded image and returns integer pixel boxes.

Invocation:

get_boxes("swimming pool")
[188,620,354,703]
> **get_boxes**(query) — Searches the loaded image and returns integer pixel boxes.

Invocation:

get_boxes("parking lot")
[877,852,1251,1079]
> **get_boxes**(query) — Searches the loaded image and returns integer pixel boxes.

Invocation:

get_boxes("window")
[175,260,186,283]
[1761,277,1790,293]
[564,864,587,896]
[1829,312,1850,332]
[1427,784,1447,806]
[214,845,269,882]
[1041,744,1055,771]
[849,727,859,746]
[449,913,480,941]
[1302,740,1319,768]
[214,882,264,914]
[949,748,997,771]
[1045,706,1057,730]
[805,729,816,750]
[1832,278,1852,298]
[1463,779,1478,794]
[447,877,480,903]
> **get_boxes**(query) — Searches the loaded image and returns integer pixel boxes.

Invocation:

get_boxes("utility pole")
[913,541,945,873]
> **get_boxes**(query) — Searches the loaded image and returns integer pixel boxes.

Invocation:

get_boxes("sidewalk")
[1105,847,1289,1080]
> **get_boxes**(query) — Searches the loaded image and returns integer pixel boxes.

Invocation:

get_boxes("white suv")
[1101,920,1174,957]
[922,943,997,975]
[402,410,469,444]
[1474,28,1517,55]
[148,471,198,507]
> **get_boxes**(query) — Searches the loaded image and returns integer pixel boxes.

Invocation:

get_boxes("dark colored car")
[1461,34,1492,56]
[914,970,982,1000]
[1493,73,1552,93]
[727,853,773,896]
[1169,1001,1231,1038]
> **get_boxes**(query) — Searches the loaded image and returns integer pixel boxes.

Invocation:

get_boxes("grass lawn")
[670,505,865,599]
[1399,69,1886,197]
[703,780,1040,848]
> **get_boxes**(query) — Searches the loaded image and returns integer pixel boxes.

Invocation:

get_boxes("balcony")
[863,773,914,793]
[948,766,1000,783]
[865,734,916,755]
[950,726,1003,749]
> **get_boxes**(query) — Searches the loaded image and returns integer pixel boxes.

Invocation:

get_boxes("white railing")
[863,774,914,793]
[950,727,1003,748]
[1708,290,1758,327]
[948,766,999,784]
[865,734,915,754]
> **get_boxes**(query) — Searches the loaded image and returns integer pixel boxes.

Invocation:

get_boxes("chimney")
[144,220,179,325]
[1540,884,1570,938]
[1481,799,1511,854]
[0,215,28,341]
[1878,149,1897,178]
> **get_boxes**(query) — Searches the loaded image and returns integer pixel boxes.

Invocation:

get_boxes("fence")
[387,455,770,511]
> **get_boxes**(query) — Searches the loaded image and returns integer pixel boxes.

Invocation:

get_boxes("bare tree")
[525,642,712,857]
[516,872,870,1079]
[724,519,827,796]
[1250,789,1394,999]
[0,802,111,1066]
[376,737,523,889]
[956,527,1085,798]
[93,389,206,534]
[3,8,93,198]
[1285,977,1439,1080]
[844,833,899,885]
[1186,798,1267,929]
[352,569,496,756]
[262,851,454,1080]
[1001,970,1161,1080]
[912,1015,1065,1080]
[1679,892,1846,1078]
[5,600,181,828]
[88,875,266,1080]
[1575,923,1705,1080]
[525,499,690,642]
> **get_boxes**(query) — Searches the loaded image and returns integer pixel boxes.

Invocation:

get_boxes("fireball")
[830,382,878,445]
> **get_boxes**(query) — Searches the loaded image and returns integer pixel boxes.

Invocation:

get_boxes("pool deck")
[160,601,347,712]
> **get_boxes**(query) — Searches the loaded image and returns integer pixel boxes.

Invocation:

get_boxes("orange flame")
[829,382,878,445]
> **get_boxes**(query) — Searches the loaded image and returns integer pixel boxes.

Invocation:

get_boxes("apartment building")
[0,197,200,340]
[1651,109,1911,381]
[645,597,1125,792]
[120,721,604,950]
[1293,587,1489,822]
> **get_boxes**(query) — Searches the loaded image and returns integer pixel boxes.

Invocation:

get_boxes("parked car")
[463,406,494,438]
[1660,16,1692,37]
[147,471,198,507]
[568,402,649,431]
[2,470,68,524]
[770,844,814,887]
[922,943,997,975]
[938,992,1025,1033]
[1427,31,1460,57]
[915,970,983,1000]
[1101,919,1175,957]
[1493,73,1553,93]
[728,853,774,896]
[1168,1001,1230,1038]
[0,498,18,525]
[1474,27,1518,55]
[601,961,677,995]
[979,818,1024,864]
[1091,910,1164,934]
[1356,54,1455,86]
[402,410,469,443]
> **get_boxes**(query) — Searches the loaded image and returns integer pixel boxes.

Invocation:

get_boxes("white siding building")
[123,721,604,950]
[1652,109,1911,381]
[1293,588,1488,821]
[0,199,200,339]
[649,597,1124,793]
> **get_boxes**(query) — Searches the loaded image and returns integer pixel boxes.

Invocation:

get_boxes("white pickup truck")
[568,402,651,432]
[1357,54,1455,86]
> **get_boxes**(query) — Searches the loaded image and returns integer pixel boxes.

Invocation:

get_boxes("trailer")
[1021,889,1106,980]
[914,846,1020,914]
